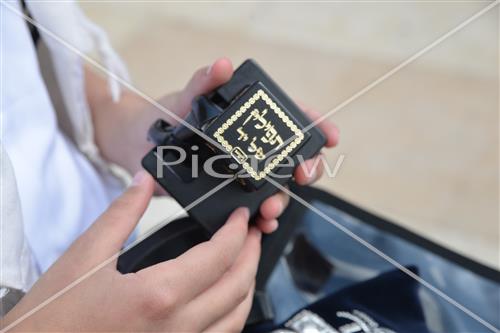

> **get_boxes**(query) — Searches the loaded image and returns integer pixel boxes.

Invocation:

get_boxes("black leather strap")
[20,0,40,46]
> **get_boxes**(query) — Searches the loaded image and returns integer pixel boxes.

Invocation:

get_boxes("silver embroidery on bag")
[336,310,396,333]
[284,310,339,333]
[271,309,396,333]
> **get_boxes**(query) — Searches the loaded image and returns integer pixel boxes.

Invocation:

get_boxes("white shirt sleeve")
[0,144,38,294]
[1,0,129,272]
[25,0,131,175]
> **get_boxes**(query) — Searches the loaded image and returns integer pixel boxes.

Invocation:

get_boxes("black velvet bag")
[118,185,499,333]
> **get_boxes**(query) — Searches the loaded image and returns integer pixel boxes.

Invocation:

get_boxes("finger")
[296,101,339,148]
[181,227,261,331]
[256,217,279,234]
[153,183,168,196]
[259,191,288,221]
[203,281,256,333]
[176,57,233,114]
[138,207,250,304]
[68,171,155,266]
[294,154,325,185]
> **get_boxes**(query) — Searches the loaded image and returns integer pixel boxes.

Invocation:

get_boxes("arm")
[85,68,164,175]
[2,172,260,332]
[86,58,340,232]
[85,59,235,175]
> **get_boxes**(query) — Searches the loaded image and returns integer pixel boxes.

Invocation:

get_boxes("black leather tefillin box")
[142,59,326,234]
[118,59,328,325]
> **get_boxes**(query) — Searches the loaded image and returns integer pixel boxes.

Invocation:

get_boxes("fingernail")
[206,61,215,75]
[309,168,318,183]
[276,200,285,216]
[330,126,340,146]
[269,220,279,233]
[251,227,262,240]
[301,164,317,185]
[131,170,147,186]
[233,207,250,221]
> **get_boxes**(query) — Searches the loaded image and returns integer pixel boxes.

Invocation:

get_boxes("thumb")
[176,57,233,114]
[69,170,155,266]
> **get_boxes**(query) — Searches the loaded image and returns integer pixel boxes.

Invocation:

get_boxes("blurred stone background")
[80,2,498,269]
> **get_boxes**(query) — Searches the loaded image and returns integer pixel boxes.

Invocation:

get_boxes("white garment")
[24,0,130,166]
[1,0,128,277]
[0,145,38,292]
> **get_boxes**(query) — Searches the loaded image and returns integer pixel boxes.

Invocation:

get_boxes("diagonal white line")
[6,0,497,172]
[264,176,500,333]
[123,174,239,254]
[193,0,498,165]
[272,0,499,152]
[0,175,237,333]
[239,0,499,189]
[0,0,229,155]
[306,0,499,129]
[0,2,241,330]
[5,0,295,173]
[1,0,497,331]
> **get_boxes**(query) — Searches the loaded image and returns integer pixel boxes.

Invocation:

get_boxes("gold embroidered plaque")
[213,88,305,181]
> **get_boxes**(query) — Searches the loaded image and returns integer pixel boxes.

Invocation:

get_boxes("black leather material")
[142,59,326,234]
[137,60,326,325]
[117,218,208,273]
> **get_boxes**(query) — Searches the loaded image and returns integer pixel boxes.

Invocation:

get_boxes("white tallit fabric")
[0,144,38,293]
[1,0,129,276]
[24,0,131,170]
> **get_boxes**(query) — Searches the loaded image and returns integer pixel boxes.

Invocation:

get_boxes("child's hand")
[162,58,339,233]
[3,172,261,332]
[88,58,339,235]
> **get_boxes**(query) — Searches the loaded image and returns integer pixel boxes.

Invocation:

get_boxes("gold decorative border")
[213,89,304,180]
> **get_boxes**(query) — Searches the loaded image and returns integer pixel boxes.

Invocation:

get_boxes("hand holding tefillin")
[142,59,326,234]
